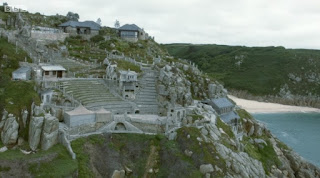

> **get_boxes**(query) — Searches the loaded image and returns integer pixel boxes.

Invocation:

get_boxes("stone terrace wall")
[31,31,69,42]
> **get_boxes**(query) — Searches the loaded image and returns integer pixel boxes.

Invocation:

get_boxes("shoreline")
[228,95,320,114]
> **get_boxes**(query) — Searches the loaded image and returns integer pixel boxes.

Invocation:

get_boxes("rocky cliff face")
[71,105,320,177]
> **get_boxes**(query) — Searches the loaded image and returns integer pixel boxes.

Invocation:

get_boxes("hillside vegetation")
[165,44,320,98]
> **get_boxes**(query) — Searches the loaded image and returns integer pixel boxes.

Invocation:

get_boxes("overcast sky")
[7,0,320,49]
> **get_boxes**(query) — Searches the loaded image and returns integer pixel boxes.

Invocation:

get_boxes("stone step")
[136,95,157,99]
[136,99,157,103]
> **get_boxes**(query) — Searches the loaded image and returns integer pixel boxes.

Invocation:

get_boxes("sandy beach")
[228,95,320,113]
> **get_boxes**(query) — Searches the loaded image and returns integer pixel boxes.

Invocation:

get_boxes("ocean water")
[252,113,320,167]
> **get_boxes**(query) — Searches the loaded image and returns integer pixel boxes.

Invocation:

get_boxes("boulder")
[254,123,263,137]
[248,125,255,136]
[29,116,44,151]
[184,149,193,157]
[254,138,267,149]
[200,164,214,174]
[184,93,193,106]
[111,170,125,178]
[22,110,28,127]
[0,110,8,129]
[1,116,19,145]
[17,137,25,146]
[201,127,208,136]
[165,65,172,72]
[208,83,217,98]
[33,105,44,116]
[183,64,189,71]
[41,115,59,150]
[168,131,177,141]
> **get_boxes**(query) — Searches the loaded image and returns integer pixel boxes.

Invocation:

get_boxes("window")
[45,71,49,75]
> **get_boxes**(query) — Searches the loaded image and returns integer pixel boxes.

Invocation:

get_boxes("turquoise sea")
[253,113,320,167]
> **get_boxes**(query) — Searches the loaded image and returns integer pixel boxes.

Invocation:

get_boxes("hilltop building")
[118,24,148,42]
[58,20,100,36]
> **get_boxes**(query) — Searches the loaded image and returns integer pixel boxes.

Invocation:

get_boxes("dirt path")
[143,145,159,178]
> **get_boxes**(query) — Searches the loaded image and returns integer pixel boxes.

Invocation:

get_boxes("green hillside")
[164,44,320,97]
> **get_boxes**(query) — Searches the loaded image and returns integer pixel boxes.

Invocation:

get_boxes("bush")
[90,35,104,43]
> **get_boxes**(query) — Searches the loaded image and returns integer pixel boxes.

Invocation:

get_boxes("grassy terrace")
[165,44,320,96]
[109,59,141,73]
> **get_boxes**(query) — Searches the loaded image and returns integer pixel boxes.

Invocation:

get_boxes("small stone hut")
[41,65,66,79]
[12,66,31,80]
[64,104,95,127]
[95,107,112,123]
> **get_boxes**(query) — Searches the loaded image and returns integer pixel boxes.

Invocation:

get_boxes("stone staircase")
[134,67,159,114]
[58,79,134,114]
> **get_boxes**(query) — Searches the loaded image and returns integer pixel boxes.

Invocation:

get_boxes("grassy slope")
[71,130,224,177]
[164,44,320,96]
[0,37,40,118]
[0,144,77,177]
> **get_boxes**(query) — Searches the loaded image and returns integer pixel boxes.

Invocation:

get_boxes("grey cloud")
[8,0,320,49]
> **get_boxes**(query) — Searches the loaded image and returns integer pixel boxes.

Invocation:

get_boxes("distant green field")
[165,44,320,96]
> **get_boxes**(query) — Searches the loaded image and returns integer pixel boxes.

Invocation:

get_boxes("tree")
[96,18,101,25]
[114,20,120,28]
[66,12,79,21]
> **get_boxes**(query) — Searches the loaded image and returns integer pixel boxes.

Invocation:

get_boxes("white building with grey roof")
[41,65,66,80]
[118,24,148,42]
[58,20,101,37]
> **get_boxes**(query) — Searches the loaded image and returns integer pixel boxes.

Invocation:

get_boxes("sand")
[228,95,320,113]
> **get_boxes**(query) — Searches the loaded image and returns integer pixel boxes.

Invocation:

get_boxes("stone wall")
[30,31,69,42]
[64,113,96,128]
[130,120,165,133]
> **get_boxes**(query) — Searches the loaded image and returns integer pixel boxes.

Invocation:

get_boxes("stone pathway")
[134,67,159,114]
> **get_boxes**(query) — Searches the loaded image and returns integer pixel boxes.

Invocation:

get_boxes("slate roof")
[119,70,137,75]
[58,20,101,30]
[211,97,234,109]
[13,66,31,74]
[220,111,240,123]
[118,24,141,31]
[65,104,94,116]
[41,65,66,71]
[95,107,111,114]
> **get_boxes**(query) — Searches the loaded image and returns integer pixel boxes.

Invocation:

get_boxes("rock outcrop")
[41,114,59,150]
[1,115,19,145]
[29,116,44,151]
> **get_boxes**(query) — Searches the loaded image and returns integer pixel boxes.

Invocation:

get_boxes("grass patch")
[0,36,37,118]
[71,137,94,178]
[243,136,281,174]
[216,117,235,139]
[276,140,291,151]
[237,109,254,120]
[28,145,78,177]
[110,59,142,73]
[187,114,204,122]
[0,166,10,172]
